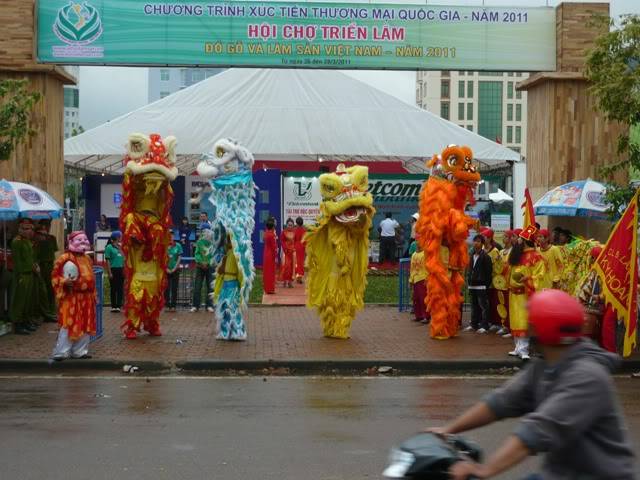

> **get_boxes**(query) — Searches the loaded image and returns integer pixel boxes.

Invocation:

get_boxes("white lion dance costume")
[305,164,375,339]
[194,138,255,341]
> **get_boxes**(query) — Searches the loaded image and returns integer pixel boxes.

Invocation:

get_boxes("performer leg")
[412,280,427,321]
[216,280,246,341]
[70,334,91,358]
[519,337,530,360]
[52,327,73,360]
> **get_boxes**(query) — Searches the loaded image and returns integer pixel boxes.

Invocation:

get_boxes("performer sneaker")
[190,307,198,313]
[463,326,475,332]
[476,328,488,334]
[520,353,531,361]
[502,333,512,338]
[488,325,499,333]
[206,306,214,313]
[508,350,519,356]
[496,327,507,335]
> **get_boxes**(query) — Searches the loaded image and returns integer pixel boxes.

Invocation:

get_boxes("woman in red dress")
[280,218,296,288]
[293,217,307,284]
[262,219,278,294]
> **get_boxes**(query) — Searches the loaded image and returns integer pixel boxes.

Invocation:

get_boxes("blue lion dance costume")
[194,138,255,341]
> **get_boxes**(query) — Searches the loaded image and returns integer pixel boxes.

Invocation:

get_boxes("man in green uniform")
[190,226,214,313]
[10,219,39,335]
[34,220,58,322]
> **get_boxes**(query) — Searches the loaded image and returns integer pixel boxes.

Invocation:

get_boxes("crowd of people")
[262,216,307,293]
[407,222,613,359]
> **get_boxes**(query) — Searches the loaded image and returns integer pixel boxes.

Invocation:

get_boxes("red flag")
[593,190,639,357]
[521,188,536,233]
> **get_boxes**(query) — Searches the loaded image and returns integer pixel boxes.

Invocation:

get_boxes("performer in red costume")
[262,218,278,294]
[293,217,307,283]
[280,218,296,288]
[51,231,96,361]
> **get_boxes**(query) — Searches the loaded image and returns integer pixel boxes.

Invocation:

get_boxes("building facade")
[63,65,80,139]
[416,70,528,156]
[148,67,225,102]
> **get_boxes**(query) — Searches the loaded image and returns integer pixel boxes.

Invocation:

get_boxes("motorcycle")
[383,432,482,479]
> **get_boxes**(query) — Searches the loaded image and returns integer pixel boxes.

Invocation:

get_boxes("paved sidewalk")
[262,281,306,305]
[0,306,515,362]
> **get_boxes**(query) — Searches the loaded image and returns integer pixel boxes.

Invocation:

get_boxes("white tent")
[65,68,520,174]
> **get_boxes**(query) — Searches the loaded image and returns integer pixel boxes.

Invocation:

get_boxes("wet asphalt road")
[0,376,639,480]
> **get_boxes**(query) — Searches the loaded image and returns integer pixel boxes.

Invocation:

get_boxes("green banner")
[36,1,556,70]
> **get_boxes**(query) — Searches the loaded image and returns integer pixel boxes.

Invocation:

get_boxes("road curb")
[175,359,525,375]
[0,359,171,372]
[2,358,640,375]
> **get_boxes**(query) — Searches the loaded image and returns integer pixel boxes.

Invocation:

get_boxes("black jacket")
[467,249,492,288]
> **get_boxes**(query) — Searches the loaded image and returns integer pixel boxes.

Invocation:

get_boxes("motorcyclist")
[428,289,636,480]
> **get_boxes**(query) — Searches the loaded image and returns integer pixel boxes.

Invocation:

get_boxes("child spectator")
[409,238,429,324]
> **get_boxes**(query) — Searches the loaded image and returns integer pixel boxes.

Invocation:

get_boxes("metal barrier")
[397,258,470,313]
[164,257,213,309]
[91,266,103,342]
[398,258,412,312]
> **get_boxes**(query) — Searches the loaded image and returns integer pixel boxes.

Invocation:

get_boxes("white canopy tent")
[65,68,520,174]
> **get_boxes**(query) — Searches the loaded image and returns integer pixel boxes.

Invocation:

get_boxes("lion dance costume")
[306,164,375,339]
[194,138,255,341]
[119,133,177,339]
[51,231,96,360]
[416,145,481,340]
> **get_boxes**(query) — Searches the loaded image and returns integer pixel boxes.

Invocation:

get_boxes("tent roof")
[65,68,520,174]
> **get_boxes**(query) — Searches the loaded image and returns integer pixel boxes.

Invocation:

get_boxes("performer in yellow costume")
[119,133,178,339]
[507,226,546,360]
[306,164,375,339]
[536,228,565,290]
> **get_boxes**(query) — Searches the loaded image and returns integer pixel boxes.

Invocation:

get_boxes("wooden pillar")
[518,2,627,241]
[0,0,75,244]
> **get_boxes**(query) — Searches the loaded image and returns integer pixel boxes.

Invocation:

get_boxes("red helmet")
[528,290,584,345]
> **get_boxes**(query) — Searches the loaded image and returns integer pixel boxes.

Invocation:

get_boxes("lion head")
[124,133,178,181]
[319,164,374,224]
[427,144,480,185]
[197,138,254,179]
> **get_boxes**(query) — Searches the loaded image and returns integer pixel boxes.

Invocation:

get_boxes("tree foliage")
[586,14,640,215]
[0,79,42,160]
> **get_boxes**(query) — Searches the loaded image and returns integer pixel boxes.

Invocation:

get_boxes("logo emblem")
[293,181,313,200]
[586,190,606,208]
[53,2,103,46]
[18,189,42,206]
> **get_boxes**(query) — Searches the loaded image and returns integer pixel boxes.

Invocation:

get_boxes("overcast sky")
[78,0,639,130]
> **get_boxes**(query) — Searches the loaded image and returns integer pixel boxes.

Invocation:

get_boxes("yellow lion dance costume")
[416,145,481,340]
[306,164,375,339]
[119,133,178,339]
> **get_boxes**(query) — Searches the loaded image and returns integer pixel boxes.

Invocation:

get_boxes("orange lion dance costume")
[416,145,481,340]
[119,133,178,339]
